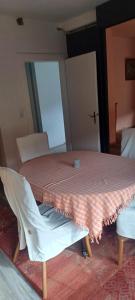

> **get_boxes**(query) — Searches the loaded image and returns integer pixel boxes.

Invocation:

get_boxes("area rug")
[0,202,135,300]
[96,257,135,299]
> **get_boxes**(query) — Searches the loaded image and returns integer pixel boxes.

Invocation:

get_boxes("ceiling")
[0,0,109,21]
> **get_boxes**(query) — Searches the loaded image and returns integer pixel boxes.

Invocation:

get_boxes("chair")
[0,167,92,299]
[121,128,135,159]
[116,128,135,265]
[16,132,50,163]
[117,198,135,266]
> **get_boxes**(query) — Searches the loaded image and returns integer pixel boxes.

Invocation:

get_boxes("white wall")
[59,10,96,32]
[35,61,66,148]
[0,15,67,169]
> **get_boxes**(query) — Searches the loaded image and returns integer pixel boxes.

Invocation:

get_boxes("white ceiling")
[0,0,109,21]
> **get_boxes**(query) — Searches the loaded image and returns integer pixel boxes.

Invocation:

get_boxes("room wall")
[106,29,135,144]
[0,15,67,169]
[59,10,96,32]
[35,61,66,148]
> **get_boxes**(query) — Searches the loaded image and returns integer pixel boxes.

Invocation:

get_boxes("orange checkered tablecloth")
[20,151,135,242]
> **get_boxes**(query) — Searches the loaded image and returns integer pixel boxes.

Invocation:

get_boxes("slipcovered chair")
[0,167,92,299]
[117,197,135,265]
[117,128,135,265]
[16,132,50,163]
[121,128,135,159]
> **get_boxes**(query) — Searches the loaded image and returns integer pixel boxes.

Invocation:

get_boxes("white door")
[65,52,100,151]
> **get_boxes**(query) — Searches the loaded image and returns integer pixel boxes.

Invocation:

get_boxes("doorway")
[106,19,135,155]
[26,61,67,153]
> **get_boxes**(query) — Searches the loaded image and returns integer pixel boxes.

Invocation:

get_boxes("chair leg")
[42,261,47,300]
[13,242,20,263]
[118,235,127,266]
[84,235,92,257]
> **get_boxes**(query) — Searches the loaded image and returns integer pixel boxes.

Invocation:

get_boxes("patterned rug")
[0,201,135,300]
[96,257,135,299]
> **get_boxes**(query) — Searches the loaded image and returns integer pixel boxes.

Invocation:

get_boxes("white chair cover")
[121,128,135,159]
[117,197,135,239]
[0,167,89,262]
[16,132,50,163]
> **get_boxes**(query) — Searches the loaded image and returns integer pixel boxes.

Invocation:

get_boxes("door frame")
[96,1,135,152]
[25,58,72,151]
[66,24,109,153]
[25,62,43,132]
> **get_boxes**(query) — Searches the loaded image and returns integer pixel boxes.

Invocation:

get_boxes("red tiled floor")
[1,204,135,299]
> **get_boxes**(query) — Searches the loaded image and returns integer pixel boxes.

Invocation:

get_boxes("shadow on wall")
[0,129,7,202]
[0,129,6,166]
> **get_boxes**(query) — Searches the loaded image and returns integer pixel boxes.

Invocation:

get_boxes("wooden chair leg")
[118,235,127,266]
[84,235,92,257]
[13,242,20,263]
[42,261,47,300]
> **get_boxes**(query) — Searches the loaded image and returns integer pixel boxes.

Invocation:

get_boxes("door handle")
[88,112,99,124]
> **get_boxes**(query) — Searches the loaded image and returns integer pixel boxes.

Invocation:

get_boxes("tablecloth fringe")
[104,200,131,227]
[44,198,133,244]
[45,200,74,219]
[89,200,133,243]
[54,207,73,219]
